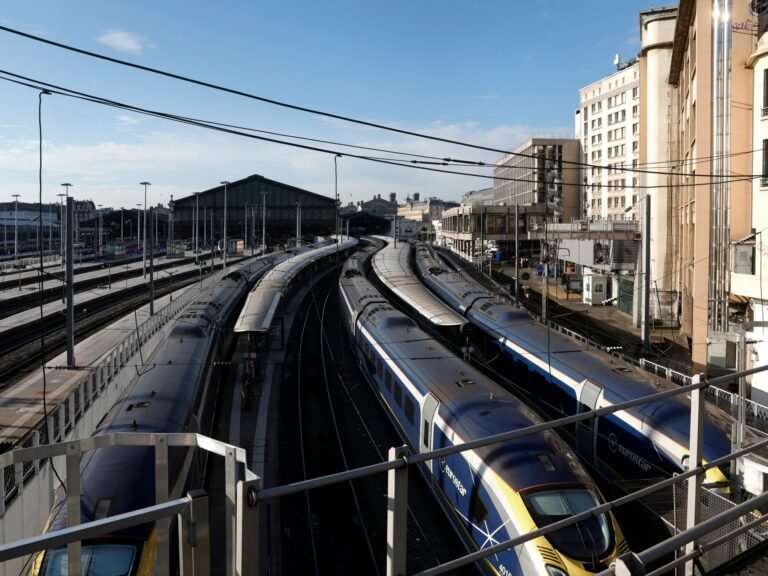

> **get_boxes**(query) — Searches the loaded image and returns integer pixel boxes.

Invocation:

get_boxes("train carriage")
[414,243,734,486]
[339,249,628,576]
[30,258,276,576]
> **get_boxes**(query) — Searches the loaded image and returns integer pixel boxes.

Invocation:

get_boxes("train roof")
[480,304,734,456]
[235,239,358,332]
[371,239,466,328]
[359,305,595,491]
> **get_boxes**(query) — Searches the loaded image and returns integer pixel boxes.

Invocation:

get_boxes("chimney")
[390,192,396,204]
[413,192,420,201]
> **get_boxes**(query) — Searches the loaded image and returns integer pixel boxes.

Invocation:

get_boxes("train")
[338,247,629,576]
[29,258,274,576]
[412,243,734,487]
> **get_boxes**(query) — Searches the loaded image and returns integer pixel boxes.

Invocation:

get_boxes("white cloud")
[96,30,149,55]
[0,119,571,207]
[115,115,141,126]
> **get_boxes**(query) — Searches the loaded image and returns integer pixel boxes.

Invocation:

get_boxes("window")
[385,370,392,392]
[405,397,415,424]
[632,87,639,99]
[423,420,430,448]
[376,358,383,377]
[394,383,403,406]
[762,69,768,115]
[763,140,768,185]
[471,494,489,523]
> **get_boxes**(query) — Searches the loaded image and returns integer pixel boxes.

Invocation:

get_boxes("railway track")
[0,271,199,386]
[277,272,476,574]
[0,256,212,320]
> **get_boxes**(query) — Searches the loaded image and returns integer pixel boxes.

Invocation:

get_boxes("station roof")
[234,238,358,333]
[371,238,466,328]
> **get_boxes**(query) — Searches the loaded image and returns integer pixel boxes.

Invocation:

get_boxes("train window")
[513,359,528,384]
[423,420,430,448]
[376,358,383,377]
[404,396,415,424]
[523,488,612,561]
[470,493,489,523]
[394,383,403,407]
[385,371,392,392]
[39,545,138,576]
[531,370,546,390]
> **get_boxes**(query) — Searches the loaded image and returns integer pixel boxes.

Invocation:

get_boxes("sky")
[0,0,653,210]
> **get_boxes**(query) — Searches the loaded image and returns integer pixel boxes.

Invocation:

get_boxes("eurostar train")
[30,260,274,576]
[339,249,629,576]
[413,243,733,486]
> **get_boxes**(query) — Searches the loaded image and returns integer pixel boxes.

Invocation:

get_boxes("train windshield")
[523,488,613,561]
[37,544,137,575]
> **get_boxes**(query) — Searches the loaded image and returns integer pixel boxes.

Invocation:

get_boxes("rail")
[0,267,229,550]
[3,370,768,575]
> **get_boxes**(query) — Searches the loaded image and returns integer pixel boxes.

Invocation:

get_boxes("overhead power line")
[2,69,763,193]
[1,24,760,181]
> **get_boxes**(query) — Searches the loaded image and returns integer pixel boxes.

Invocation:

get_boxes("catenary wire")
[0,25,763,180]
[0,70,764,190]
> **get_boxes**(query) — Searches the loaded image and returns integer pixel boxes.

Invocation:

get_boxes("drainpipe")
[720,0,732,332]
[709,0,722,332]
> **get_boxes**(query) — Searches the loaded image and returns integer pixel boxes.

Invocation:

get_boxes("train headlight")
[545,566,568,576]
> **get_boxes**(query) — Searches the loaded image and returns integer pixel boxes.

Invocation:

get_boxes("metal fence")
[2,380,767,576]
[667,482,767,574]
[0,269,227,576]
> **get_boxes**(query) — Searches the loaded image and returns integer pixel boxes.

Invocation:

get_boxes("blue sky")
[0,0,652,210]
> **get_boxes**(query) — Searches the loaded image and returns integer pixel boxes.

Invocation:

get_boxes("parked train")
[30,258,275,576]
[339,249,629,576]
[413,243,733,487]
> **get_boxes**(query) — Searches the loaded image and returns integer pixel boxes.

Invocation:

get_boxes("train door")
[576,380,602,464]
[420,393,440,474]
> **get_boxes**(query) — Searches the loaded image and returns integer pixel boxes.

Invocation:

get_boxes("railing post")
[386,446,409,576]
[236,477,262,576]
[66,441,81,576]
[226,446,237,576]
[685,374,704,576]
[155,435,170,575]
[179,489,210,576]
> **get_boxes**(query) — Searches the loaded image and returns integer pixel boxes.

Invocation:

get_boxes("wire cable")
[0,25,761,180]
[37,89,67,491]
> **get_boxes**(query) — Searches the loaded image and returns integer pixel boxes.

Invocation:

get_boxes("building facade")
[173,174,337,249]
[665,0,755,370]
[638,8,678,330]
[576,60,640,222]
[493,138,581,224]
[396,193,459,240]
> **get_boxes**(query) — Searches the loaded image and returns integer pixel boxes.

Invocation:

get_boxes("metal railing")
[0,267,229,565]
[0,432,253,576]
[3,375,768,576]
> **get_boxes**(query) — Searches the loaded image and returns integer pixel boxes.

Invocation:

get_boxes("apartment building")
[739,11,768,394]
[665,0,755,371]
[396,193,459,240]
[576,60,640,222]
[493,138,581,222]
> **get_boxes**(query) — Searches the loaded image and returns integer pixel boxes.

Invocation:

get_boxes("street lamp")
[136,204,142,254]
[120,207,124,244]
[140,181,151,277]
[220,181,229,267]
[12,194,20,265]
[295,202,302,248]
[97,204,103,257]
[195,192,200,263]
[57,193,67,261]
[60,183,74,244]
[262,191,267,254]
[334,154,341,240]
